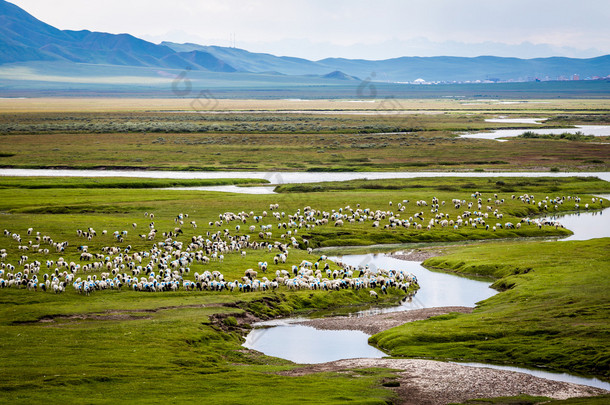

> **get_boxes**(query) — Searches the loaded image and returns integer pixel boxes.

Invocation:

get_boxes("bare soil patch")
[389,248,447,262]
[295,306,472,335]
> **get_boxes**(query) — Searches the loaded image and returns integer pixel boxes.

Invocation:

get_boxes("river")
[2,167,608,388]
[1,169,609,183]
[243,207,610,390]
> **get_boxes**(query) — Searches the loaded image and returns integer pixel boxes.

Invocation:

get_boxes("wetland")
[0,98,609,404]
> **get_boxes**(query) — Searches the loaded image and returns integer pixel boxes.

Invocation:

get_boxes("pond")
[460,125,610,141]
[243,319,387,364]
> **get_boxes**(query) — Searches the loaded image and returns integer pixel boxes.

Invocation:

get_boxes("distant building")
[413,78,426,84]
[572,74,580,81]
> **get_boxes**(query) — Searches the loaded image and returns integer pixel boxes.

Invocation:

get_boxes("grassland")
[1,97,609,403]
[0,179,422,404]
[370,238,610,380]
[0,97,609,113]
[0,174,608,404]
[0,125,608,172]
[0,98,608,172]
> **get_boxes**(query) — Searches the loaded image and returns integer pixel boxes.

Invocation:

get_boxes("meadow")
[0,173,609,403]
[0,98,608,172]
[372,238,610,379]
[1,98,609,404]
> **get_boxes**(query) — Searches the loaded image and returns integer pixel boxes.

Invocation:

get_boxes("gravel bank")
[281,358,608,404]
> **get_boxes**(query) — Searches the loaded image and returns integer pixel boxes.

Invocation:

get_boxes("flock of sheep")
[0,191,604,298]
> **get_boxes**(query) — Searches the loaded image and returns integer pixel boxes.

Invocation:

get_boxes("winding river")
[3,168,608,388]
[243,207,610,390]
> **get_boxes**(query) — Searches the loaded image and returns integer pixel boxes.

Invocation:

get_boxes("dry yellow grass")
[1,97,609,113]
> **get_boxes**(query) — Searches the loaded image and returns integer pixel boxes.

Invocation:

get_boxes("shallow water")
[164,185,277,194]
[243,208,609,387]
[2,169,609,183]
[456,363,610,391]
[460,125,610,141]
[243,319,386,364]
[329,256,495,311]
[551,208,609,241]
[244,258,495,362]
[484,117,547,124]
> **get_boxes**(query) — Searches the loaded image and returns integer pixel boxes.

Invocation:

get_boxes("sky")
[9,0,610,60]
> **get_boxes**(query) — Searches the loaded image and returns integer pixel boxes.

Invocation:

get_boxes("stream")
[1,169,609,183]
[243,207,610,390]
[2,167,608,388]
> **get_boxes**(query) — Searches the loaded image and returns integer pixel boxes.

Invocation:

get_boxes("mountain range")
[1,0,609,85]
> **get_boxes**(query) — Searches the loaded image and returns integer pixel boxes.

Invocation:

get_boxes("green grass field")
[371,239,610,379]
[1,98,609,403]
[0,174,608,403]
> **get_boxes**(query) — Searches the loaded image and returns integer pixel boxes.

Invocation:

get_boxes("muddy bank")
[295,306,472,335]
[280,358,608,404]
[389,248,446,262]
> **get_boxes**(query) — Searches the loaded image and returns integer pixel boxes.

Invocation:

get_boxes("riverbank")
[288,305,610,403]
[280,358,608,405]
[371,238,610,380]
[296,306,473,335]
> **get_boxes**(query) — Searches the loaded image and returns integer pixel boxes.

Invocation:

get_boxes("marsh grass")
[1,106,608,172]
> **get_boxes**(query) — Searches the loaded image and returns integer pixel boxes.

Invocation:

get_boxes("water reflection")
[244,258,495,363]
[460,125,610,141]
[243,321,386,364]
[552,208,609,241]
[330,256,495,311]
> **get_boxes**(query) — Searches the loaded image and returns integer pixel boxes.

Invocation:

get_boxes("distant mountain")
[1,0,609,83]
[322,71,360,81]
[0,0,235,72]
[161,42,327,75]
[162,41,610,82]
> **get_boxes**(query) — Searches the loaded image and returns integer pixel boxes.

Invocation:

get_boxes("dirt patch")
[209,310,260,333]
[280,358,608,404]
[390,248,445,262]
[20,303,228,326]
[295,306,472,335]
[34,312,152,325]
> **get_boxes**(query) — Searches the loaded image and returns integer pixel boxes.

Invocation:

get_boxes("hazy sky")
[10,0,610,60]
